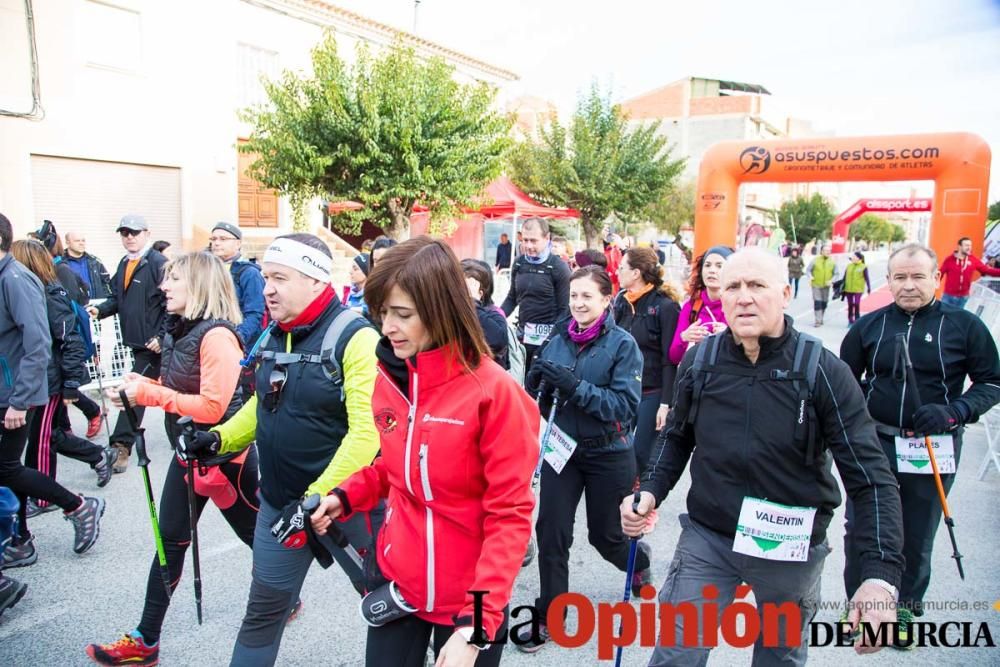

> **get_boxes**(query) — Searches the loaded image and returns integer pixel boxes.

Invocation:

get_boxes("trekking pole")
[176,416,203,624]
[119,391,173,598]
[300,493,367,594]
[898,336,965,579]
[616,491,643,667]
[532,385,561,489]
[92,353,113,439]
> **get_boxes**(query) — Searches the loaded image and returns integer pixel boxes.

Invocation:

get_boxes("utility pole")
[413,0,421,33]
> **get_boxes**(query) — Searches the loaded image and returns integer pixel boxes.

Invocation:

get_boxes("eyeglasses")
[262,365,287,413]
[119,229,144,238]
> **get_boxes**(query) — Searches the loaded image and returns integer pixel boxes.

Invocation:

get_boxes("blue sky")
[335,0,1000,201]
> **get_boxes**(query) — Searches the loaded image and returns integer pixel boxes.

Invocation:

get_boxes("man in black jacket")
[87,215,168,473]
[63,231,112,300]
[495,233,513,271]
[500,217,570,371]
[840,243,1000,623]
[623,248,904,665]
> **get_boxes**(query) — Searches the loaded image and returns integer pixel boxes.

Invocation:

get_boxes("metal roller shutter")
[30,155,182,272]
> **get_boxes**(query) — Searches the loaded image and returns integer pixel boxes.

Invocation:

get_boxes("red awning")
[326,200,364,214]
[476,177,579,219]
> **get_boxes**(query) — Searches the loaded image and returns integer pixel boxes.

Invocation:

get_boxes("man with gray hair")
[840,243,1000,640]
[623,248,904,664]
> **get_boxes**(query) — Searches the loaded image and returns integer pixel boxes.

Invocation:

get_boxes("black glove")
[912,404,963,435]
[525,364,544,395]
[270,498,309,549]
[178,430,221,461]
[62,386,81,402]
[538,360,579,395]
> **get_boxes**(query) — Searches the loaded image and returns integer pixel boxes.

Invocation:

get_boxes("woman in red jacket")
[311,236,539,667]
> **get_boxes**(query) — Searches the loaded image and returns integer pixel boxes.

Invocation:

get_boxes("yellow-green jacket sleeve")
[305,326,381,497]
[213,394,258,454]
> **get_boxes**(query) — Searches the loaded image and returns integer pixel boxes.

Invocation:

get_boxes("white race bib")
[732,497,817,562]
[894,434,956,474]
[524,322,554,347]
[538,418,578,475]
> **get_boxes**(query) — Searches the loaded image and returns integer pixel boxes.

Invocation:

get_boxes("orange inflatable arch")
[694,132,992,263]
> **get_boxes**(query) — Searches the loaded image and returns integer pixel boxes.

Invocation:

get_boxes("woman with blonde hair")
[87,251,263,666]
[613,246,681,473]
[311,236,539,666]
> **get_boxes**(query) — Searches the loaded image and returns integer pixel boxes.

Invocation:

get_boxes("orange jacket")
[134,327,242,423]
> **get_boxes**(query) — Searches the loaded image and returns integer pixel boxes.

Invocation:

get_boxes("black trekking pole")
[119,391,173,598]
[616,491,643,667]
[300,493,366,594]
[897,335,965,579]
[176,416,203,624]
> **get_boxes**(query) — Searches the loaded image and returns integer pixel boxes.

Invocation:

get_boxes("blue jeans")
[940,294,968,309]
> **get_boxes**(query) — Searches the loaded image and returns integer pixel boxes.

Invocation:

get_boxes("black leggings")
[27,394,104,509]
[0,408,82,541]
[366,607,508,667]
[136,447,259,644]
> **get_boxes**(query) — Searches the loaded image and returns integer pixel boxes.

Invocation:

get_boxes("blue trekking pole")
[616,491,643,667]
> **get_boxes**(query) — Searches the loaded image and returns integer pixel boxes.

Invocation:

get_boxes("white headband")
[262,238,332,283]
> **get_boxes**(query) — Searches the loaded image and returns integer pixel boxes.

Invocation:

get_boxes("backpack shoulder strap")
[790,332,825,464]
[320,308,374,401]
[686,333,722,425]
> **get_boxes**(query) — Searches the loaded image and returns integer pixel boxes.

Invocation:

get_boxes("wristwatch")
[456,626,487,651]
[862,578,898,600]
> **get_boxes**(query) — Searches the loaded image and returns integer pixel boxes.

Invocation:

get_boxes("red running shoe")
[86,631,158,666]
[86,412,104,439]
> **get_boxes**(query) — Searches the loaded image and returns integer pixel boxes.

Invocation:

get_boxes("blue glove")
[538,360,579,395]
[912,404,963,435]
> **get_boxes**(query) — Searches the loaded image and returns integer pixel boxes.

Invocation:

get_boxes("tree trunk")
[383,200,410,240]
[583,219,600,250]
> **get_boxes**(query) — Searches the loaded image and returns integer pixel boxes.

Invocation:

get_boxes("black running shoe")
[0,573,27,619]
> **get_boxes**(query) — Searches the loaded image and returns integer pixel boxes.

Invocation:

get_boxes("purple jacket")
[668,291,727,365]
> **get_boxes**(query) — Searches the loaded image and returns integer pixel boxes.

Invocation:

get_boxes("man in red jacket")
[939,236,1000,308]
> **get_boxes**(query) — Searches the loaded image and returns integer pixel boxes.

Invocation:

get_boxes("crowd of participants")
[0,210,997,667]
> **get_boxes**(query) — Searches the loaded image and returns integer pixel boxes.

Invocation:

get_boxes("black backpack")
[684,331,826,464]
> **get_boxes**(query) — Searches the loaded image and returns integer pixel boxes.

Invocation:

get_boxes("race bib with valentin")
[523,322,554,347]
[733,497,817,562]
[894,434,956,474]
[538,418,577,474]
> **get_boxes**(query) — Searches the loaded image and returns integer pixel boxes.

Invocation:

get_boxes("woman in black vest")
[612,247,681,474]
[87,252,262,667]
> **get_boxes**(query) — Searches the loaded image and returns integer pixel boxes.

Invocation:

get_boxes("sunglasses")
[262,365,287,413]
[119,229,144,238]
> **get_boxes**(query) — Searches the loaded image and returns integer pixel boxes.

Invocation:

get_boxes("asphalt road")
[3,256,999,666]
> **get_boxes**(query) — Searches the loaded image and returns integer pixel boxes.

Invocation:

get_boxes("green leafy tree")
[643,180,696,258]
[989,199,1000,222]
[777,193,835,246]
[849,213,888,244]
[508,85,685,248]
[888,222,907,243]
[240,35,513,238]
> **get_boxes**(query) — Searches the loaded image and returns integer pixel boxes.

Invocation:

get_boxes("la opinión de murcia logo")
[740,146,772,174]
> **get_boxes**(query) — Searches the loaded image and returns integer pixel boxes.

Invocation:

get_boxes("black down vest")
[159,316,243,449]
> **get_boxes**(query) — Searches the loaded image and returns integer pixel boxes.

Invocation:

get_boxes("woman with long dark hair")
[517,265,648,653]
[668,246,734,365]
[86,252,262,666]
[311,237,539,667]
[461,258,510,369]
[613,247,681,473]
